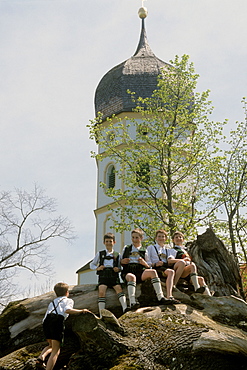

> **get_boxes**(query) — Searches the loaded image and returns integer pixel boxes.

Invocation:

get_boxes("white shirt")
[90,249,120,270]
[121,245,144,264]
[145,243,176,267]
[43,296,74,321]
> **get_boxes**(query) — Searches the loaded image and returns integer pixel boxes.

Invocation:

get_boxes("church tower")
[77,6,170,284]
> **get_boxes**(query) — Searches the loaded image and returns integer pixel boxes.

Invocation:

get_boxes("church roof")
[94,17,170,120]
[76,260,92,273]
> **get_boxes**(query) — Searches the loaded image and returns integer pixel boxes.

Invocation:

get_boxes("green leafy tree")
[89,55,223,239]
[201,98,247,264]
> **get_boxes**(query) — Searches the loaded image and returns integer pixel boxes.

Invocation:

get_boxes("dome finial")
[138,0,148,19]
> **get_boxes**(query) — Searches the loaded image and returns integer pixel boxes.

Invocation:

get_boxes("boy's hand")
[138,257,148,267]
[80,309,90,314]
[155,261,164,267]
[121,258,130,264]
[113,267,120,272]
[97,265,105,271]
[183,257,191,262]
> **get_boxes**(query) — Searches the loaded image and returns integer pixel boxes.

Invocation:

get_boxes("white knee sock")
[151,277,164,301]
[127,281,136,305]
[190,273,200,291]
[98,297,106,318]
[203,285,211,296]
[118,292,127,311]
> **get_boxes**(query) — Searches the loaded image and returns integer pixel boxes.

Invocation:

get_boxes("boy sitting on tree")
[90,232,127,317]
[145,229,180,304]
[168,231,211,295]
[121,228,175,309]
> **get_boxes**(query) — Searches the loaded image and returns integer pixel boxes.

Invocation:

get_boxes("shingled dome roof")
[94,18,170,120]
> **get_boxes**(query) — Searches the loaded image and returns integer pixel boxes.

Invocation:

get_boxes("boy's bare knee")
[167,269,175,277]
[151,269,158,278]
[126,273,136,282]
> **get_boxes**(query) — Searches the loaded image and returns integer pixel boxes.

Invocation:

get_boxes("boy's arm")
[146,245,162,267]
[167,249,179,265]
[145,246,152,267]
[90,252,100,270]
[167,249,190,265]
[65,308,90,315]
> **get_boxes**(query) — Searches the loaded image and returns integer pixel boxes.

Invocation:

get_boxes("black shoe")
[36,359,46,369]
[213,291,220,297]
[158,297,173,305]
[168,296,181,304]
[130,301,140,310]
[195,287,205,294]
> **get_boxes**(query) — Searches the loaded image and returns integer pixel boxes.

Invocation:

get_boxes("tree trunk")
[188,227,245,299]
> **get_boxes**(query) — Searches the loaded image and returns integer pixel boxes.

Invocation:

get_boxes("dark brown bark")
[188,228,245,299]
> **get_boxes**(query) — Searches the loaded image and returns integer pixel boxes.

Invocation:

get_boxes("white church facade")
[76,7,170,284]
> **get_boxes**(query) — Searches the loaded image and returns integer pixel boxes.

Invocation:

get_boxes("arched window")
[107,165,115,189]
[136,162,150,187]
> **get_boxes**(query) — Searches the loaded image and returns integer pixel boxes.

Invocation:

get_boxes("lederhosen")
[153,245,170,279]
[43,298,65,343]
[97,250,121,288]
[121,245,146,284]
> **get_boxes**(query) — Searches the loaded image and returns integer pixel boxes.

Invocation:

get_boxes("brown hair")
[54,282,69,297]
[172,231,185,241]
[103,232,115,242]
[131,228,144,238]
[155,229,168,238]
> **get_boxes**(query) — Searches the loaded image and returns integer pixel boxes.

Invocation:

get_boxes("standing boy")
[168,231,211,295]
[90,232,127,317]
[145,229,180,304]
[36,282,88,370]
[121,228,174,309]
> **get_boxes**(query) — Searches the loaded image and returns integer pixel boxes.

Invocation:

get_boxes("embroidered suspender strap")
[122,245,132,259]
[99,250,106,266]
[154,245,162,260]
[166,248,169,264]
[113,253,119,268]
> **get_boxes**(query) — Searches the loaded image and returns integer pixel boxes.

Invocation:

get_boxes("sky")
[1,0,247,296]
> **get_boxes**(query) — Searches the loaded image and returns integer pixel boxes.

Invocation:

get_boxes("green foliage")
[88,55,220,239]
[199,98,247,262]
[88,55,247,264]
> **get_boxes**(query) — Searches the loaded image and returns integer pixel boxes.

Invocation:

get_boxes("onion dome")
[94,8,170,120]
